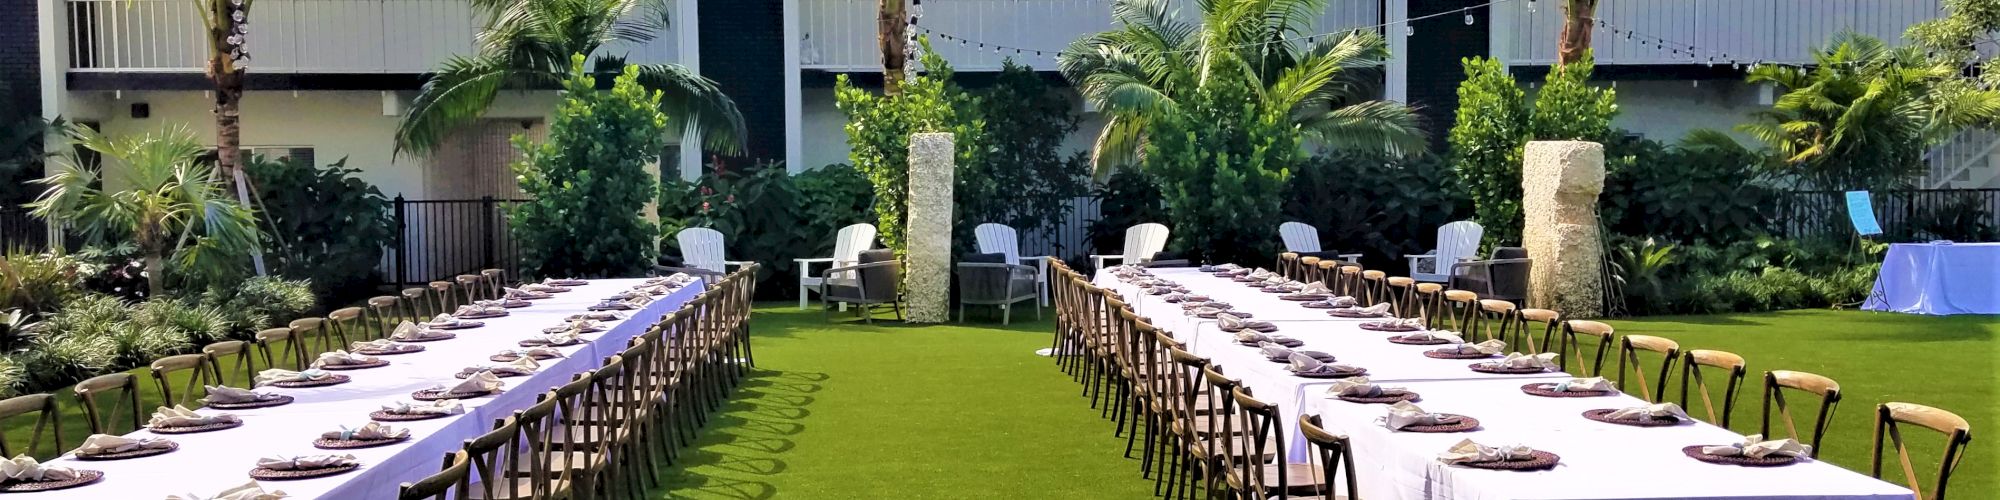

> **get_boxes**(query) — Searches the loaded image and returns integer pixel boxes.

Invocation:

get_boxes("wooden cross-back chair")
[1297,256,1323,285]
[400,287,432,319]
[1617,334,1680,403]
[481,268,507,300]
[0,394,63,460]
[1872,402,1973,500]
[1336,265,1364,299]
[1433,290,1480,332]
[256,326,309,371]
[150,353,217,409]
[1360,270,1389,306]
[1196,365,1244,497]
[1298,414,1361,500]
[1385,276,1416,317]
[1762,370,1841,458]
[454,274,483,306]
[1556,320,1616,378]
[1473,299,1516,346]
[1231,387,1325,499]
[73,373,143,435]
[366,296,401,339]
[203,340,258,385]
[1518,308,1561,353]
[288,317,332,359]
[326,307,365,349]
[463,414,529,499]
[1409,283,1444,321]
[513,388,581,499]
[427,281,455,314]
[1679,349,1747,428]
[399,450,472,500]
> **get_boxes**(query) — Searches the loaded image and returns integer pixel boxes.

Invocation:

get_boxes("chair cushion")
[959,253,1010,302]
[857,249,899,301]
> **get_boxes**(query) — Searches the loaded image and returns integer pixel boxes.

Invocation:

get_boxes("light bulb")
[1464,14,1474,25]
[1404,25,1414,36]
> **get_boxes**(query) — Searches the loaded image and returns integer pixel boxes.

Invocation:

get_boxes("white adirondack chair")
[797,223,879,309]
[1405,220,1484,283]
[1278,221,1361,263]
[974,223,1051,306]
[676,227,752,276]
[1091,223,1169,270]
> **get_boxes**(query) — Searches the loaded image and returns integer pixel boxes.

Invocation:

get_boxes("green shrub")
[953,61,1090,257]
[510,56,664,278]
[1142,65,1296,265]
[244,156,392,303]
[656,163,875,299]
[1087,167,1167,261]
[0,355,25,398]
[835,41,974,253]
[1284,151,1469,270]
[1602,130,1776,245]
[1449,58,1529,247]
[0,251,87,316]
[19,294,123,389]
[198,276,317,337]
[74,244,149,301]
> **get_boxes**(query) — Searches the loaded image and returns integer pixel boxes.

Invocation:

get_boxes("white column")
[782,0,804,173]
[677,0,704,180]
[38,0,69,252]
[905,132,955,323]
[1384,0,1409,103]
[1488,0,1513,68]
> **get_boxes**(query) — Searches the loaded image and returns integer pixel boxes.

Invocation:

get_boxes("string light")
[915,0,1514,61]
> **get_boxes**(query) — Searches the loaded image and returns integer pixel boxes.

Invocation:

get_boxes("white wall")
[798,83,1109,171]
[1518,78,1762,145]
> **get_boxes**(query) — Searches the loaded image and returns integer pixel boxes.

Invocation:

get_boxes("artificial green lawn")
[654,306,1995,499]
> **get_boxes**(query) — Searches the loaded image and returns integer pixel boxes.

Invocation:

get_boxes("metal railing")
[1772,189,2000,241]
[0,209,52,253]
[1495,0,1941,66]
[385,196,526,289]
[1924,128,2000,189]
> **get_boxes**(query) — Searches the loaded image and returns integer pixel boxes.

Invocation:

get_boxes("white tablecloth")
[21,278,700,499]
[1096,267,1912,500]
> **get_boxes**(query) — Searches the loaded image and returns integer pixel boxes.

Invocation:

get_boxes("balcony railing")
[799,0,1383,72]
[66,0,682,73]
[1494,0,1942,66]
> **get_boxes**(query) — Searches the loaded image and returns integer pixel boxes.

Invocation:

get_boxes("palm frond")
[394,55,512,156]
[628,62,749,155]
[1295,100,1427,156]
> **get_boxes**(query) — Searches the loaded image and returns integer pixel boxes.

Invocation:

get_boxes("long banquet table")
[21,278,700,499]
[1096,267,1914,500]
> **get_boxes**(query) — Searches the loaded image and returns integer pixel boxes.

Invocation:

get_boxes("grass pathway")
[651,304,1156,499]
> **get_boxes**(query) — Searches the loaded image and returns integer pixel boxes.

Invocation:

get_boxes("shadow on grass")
[655,368,825,500]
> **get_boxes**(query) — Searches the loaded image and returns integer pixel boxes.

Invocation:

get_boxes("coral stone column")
[905,132,955,323]
[1521,141,1605,318]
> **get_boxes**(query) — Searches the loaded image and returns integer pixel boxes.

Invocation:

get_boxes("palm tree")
[1739,32,2000,190]
[1057,0,1425,175]
[27,125,259,295]
[394,0,747,155]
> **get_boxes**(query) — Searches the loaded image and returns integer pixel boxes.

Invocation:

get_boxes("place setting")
[1468,352,1560,375]
[1582,402,1691,427]
[201,385,294,410]
[165,481,287,500]
[68,434,178,461]
[1381,401,1479,433]
[350,339,426,356]
[1298,295,1357,309]
[389,321,458,342]
[420,313,485,330]
[248,454,361,481]
[1232,330,1301,348]
[1520,377,1617,398]
[457,357,541,379]
[1385,329,1462,345]
[1683,434,1814,467]
[313,422,413,450]
[412,371,505,401]
[541,318,607,335]
[371,400,466,422]
[1423,339,1506,360]
[1438,439,1560,471]
[1360,316,1427,332]
[256,368,351,388]
[451,302,510,319]
[1285,352,1367,379]
[504,286,555,301]
[148,405,244,434]
[519,330,587,347]
[0,456,103,492]
[1216,313,1279,333]
[1277,281,1333,301]
[490,346,566,363]
[1324,377,1419,404]
[311,350,388,371]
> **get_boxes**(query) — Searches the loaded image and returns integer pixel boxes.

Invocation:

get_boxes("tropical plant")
[1283,150,1469,270]
[0,251,87,316]
[18,294,122,388]
[1141,68,1296,264]
[1740,32,2000,191]
[1087,167,1166,262]
[394,0,744,156]
[954,61,1091,257]
[197,276,317,337]
[1600,130,1777,244]
[244,156,392,301]
[1528,56,1618,142]
[74,243,149,301]
[1609,236,1677,309]
[834,42,973,252]
[510,57,664,279]
[27,125,261,295]
[1059,0,1424,175]
[1449,58,1530,247]
[657,162,874,299]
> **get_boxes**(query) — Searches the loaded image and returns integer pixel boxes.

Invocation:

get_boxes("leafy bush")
[510,57,663,278]
[1140,64,1297,265]
[1086,167,1166,262]
[1601,130,1778,244]
[1612,235,1882,315]
[244,156,392,303]
[656,163,875,299]
[835,42,974,253]
[1449,58,1529,247]
[0,355,25,398]
[198,276,317,337]
[0,251,87,316]
[953,61,1090,257]
[18,294,122,389]
[1283,151,1469,270]
[1894,190,2000,242]
[74,244,149,301]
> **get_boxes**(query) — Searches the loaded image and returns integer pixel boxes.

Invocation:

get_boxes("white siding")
[1495,0,1941,66]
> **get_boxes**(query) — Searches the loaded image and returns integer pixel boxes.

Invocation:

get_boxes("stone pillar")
[904,133,955,323]
[1521,141,1605,318]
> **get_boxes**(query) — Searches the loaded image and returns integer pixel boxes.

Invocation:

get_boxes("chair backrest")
[150,353,215,408]
[1558,320,1615,377]
[1762,370,1841,458]
[1278,222,1321,253]
[1122,223,1170,261]
[1298,414,1360,500]
[366,296,401,339]
[855,249,901,301]
[327,307,364,349]
[0,394,62,460]
[400,288,431,318]
[1679,349,1747,428]
[678,227,730,273]
[1233,386,1292,498]
[974,223,1023,265]
[203,340,257,386]
[399,450,472,500]
[256,327,306,371]
[1435,220,1483,271]
[1488,246,1532,300]
[1872,402,1973,500]
[73,373,142,435]
[832,223,879,265]
[1618,334,1680,403]
[465,415,527,500]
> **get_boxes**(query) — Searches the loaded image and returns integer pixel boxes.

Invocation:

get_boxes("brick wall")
[0,0,40,117]
[697,0,785,164]
[1405,0,1489,149]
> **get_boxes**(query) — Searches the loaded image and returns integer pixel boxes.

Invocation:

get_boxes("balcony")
[798,0,1384,72]
[1493,0,1942,66]
[64,0,683,74]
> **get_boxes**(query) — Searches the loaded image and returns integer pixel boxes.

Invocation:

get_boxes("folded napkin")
[380,400,465,416]
[1246,268,1274,279]
[254,454,357,471]
[1289,352,1359,375]
[437,370,505,395]
[544,277,587,286]
[498,346,564,360]
[522,283,564,293]
[320,422,410,441]
[349,340,414,354]
[254,368,332,387]
[1217,313,1273,332]
[1258,342,1294,359]
[1233,330,1295,344]
[1314,296,1359,308]
[149,405,240,428]
[1438,439,1538,464]
[167,481,289,500]
[1298,282,1332,295]
[504,287,550,299]
[423,314,467,327]
[389,322,449,341]
[0,455,76,482]
[1700,434,1813,459]
[1555,377,1615,392]
[560,319,603,333]
[459,356,540,378]
[1401,330,1464,343]
[1449,339,1508,355]
[1326,377,1390,397]
[1605,403,1691,421]
[632,284,670,296]
[621,296,652,308]
[1352,303,1393,316]
[568,312,625,321]
[529,330,584,346]
[310,350,379,369]
[1217,263,1243,270]
[454,304,506,316]
[1383,401,1449,429]
[74,434,174,455]
[1190,306,1227,318]
[202,385,273,405]
[1493,352,1560,371]
[1371,317,1428,329]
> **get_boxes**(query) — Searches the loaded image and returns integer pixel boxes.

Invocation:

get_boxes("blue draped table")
[1865,242,2000,315]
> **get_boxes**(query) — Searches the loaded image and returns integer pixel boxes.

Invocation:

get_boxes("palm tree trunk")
[1558,0,1598,65]
[878,0,907,95]
[206,1,267,275]
[144,252,164,298]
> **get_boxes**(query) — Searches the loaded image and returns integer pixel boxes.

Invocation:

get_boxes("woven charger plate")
[1291,366,1368,379]
[454,311,509,319]
[148,419,243,434]
[74,441,178,461]
[205,395,294,410]
[1582,409,1683,427]
[1400,414,1480,434]
[1219,324,1279,334]
[1196,311,1249,319]
[1424,350,1497,360]
[1266,352,1336,363]
[1358,322,1421,332]
[249,463,360,481]
[489,353,560,363]
[1520,383,1612,398]
[1336,390,1420,404]
[1682,445,1798,467]
[1469,363,1550,375]
[412,388,497,401]
[370,410,453,422]
[314,435,411,450]
[1329,310,1390,319]
[546,279,588,286]
[1387,335,1452,346]
[456,370,528,379]
[1299,302,1344,309]
[425,321,483,330]
[271,374,352,388]
[1455,451,1561,471]
[499,300,532,308]
[391,332,458,343]
[355,345,426,356]
[541,325,606,334]
[1237,339,1303,348]
[518,339,585,348]
[0,470,103,492]
[587,304,635,311]
[1279,294,1329,302]
[316,359,390,371]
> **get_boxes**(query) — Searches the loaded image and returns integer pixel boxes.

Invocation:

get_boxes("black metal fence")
[0,209,51,253]
[1005,195,1102,265]
[1773,189,2000,241]
[385,196,527,290]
